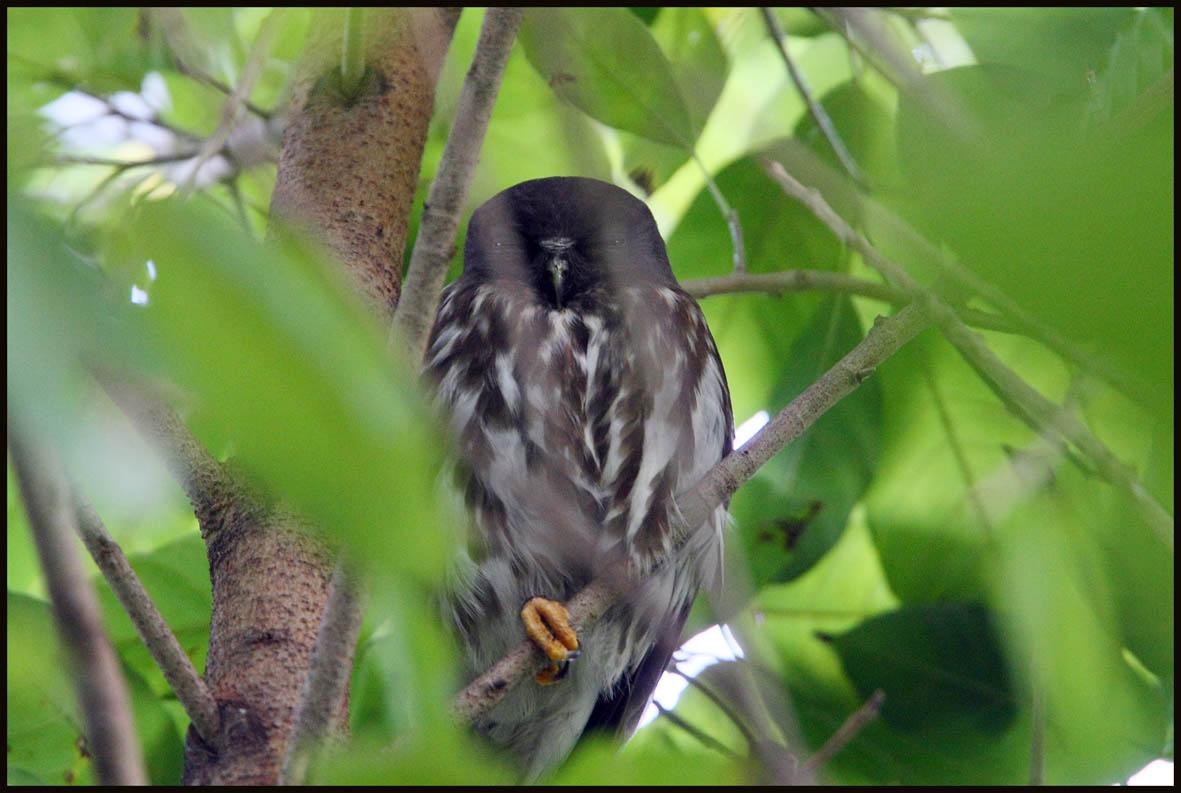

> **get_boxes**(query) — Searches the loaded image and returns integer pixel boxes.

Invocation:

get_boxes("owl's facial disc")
[541,236,575,307]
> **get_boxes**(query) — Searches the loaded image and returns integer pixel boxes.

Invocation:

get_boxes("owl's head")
[463,177,676,309]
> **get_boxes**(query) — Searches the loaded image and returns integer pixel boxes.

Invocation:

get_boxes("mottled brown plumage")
[425,177,732,778]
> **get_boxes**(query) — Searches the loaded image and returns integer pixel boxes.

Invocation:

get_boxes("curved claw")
[521,597,580,685]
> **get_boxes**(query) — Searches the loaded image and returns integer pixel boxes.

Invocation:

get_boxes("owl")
[424,177,733,778]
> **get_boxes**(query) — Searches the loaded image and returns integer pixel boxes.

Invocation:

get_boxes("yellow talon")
[521,597,580,685]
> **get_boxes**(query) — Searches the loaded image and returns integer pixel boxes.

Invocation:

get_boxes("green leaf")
[6,593,96,785]
[7,592,185,785]
[122,661,185,784]
[519,8,694,146]
[733,295,882,585]
[622,7,729,192]
[651,7,728,134]
[864,330,1063,603]
[1088,8,1174,124]
[829,602,1016,732]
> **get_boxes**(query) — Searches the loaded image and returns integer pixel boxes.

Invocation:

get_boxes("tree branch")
[684,268,902,303]
[8,413,148,785]
[451,299,933,724]
[682,269,1019,333]
[392,7,524,365]
[279,562,367,785]
[72,496,221,744]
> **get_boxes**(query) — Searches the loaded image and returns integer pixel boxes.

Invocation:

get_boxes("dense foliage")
[7,7,1173,785]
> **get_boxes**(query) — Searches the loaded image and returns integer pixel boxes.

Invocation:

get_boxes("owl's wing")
[580,285,733,739]
[581,600,691,739]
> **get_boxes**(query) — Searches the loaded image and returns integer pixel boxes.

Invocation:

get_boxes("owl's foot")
[521,597,581,685]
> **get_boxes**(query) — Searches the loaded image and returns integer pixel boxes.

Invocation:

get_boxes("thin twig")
[91,366,236,534]
[452,300,933,724]
[812,7,978,146]
[391,7,524,365]
[682,269,1017,333]
[762,158,1174,551]
[920,360,993,536]
[654,701,740,759]
[1029,662,1045,785]
[693,153,747,273]
[684,268,901,303]
[151,7,273,122]
[55,152,202,169]
[799,689,885,776]
[761,8,866,187]
[72,496,221,743]
[8,414,149,785]
[181,8,285,197]
[681,673,761,750]
[280,562,367,785]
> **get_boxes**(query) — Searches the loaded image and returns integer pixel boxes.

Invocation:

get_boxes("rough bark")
[270,8,459,322]
[181,8,458,784]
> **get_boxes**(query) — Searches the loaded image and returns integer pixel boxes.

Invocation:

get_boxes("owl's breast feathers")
[426,275,732,578]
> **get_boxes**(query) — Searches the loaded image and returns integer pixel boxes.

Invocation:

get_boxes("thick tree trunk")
[181,8,458,784]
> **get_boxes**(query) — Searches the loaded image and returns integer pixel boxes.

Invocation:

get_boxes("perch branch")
[452,299,932,724]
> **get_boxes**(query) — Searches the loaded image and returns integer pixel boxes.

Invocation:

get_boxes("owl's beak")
[541,237,575,307]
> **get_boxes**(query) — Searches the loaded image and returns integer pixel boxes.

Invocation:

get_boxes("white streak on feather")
[495,354,519,414]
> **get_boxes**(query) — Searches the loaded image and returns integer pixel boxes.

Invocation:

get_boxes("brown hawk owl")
[425,176,733,778]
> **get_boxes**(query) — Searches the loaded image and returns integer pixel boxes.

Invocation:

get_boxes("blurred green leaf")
[106,198,453,584]
[8,196,140,461]
[864,330,1065,603]
[122,661,185,784]
[568,719,747,784]
[156,69,225,136]
[896,64,1173,429]
[7,7,148,92]
[951,7,1134,91]
[772,8,830,38]
[520,8,694,146]
[1090,8,1174,123]
[989,463,1169,783]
